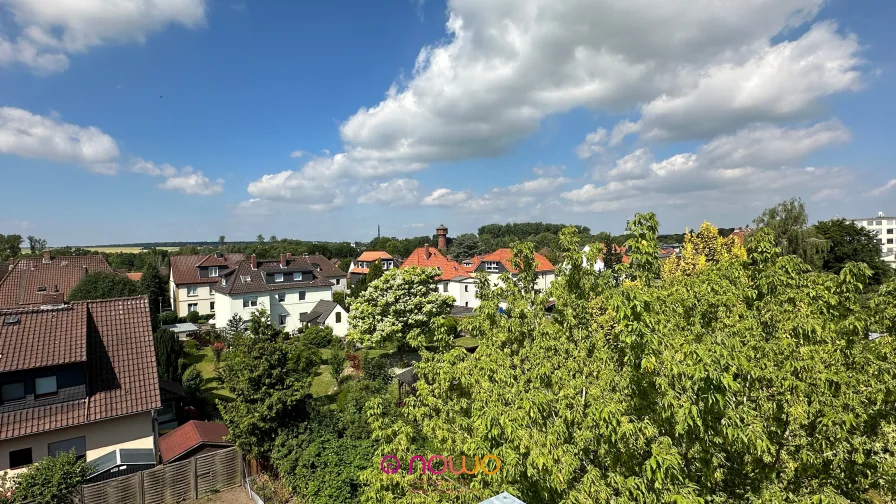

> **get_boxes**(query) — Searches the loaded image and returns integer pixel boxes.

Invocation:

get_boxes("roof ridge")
[71,295,149,305]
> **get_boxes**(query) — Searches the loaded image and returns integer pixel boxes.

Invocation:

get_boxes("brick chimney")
[436,224,448,251]
[424,243,431,260]
[7,258,13,271]
[280,253,287,268]
[42,250,51,263]
[250,254,257,270]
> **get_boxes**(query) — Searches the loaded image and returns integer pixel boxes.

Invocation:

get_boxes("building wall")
[481,271,555,292]
[328,275,347,292]
[0,411,155,474]
[324,304,349,337]
[446,279,479,308]
[215,286,333,333]
[172,284,216,317]
[852,216,896,264]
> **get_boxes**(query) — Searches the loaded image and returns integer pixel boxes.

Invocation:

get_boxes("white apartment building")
[850,212,896,268]
[168,253,244,317]
[212,254,348,336]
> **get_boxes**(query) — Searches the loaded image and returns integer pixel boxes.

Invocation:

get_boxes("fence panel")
[141,459,195,504]
[196,447,242,495]
[83,473,141,504]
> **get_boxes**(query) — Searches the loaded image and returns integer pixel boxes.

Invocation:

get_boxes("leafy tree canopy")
[68,271,144,301]
[361,217,896,503]
[662,221,746,279]
[447,233,484,262]
[813,218,894,287]
[0,234,22,262]
[9,450,91,504]
[753,197,829,269]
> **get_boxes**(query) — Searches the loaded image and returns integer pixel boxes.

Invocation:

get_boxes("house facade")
[168,253,244,317]
[850,212,896,268]
[464,249,556,292]
[401,243,480,308]
[348,251,396,284]
[213,254,341,334]
[304,254,348,292]
[0,297,160,474]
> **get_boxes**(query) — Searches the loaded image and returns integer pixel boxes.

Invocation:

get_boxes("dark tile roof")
[159,380,185,402]
[0,256,113,308]
[304,254,346,278]
[169,254,244,286]
[0,304,88,372]
[299,300,339,324]
[214,258,333,295]
[0,296,161,441]
[159,420,232,463]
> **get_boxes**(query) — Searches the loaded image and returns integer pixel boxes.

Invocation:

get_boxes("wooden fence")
[78,447,243,504]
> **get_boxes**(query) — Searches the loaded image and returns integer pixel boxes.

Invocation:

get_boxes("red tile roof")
[159,421,231,463]
[468,249,555,273]
[357,251,392,262]
[126,272,143,281]
[0,304,87,372]
[169,254,244,286]
[0,296,160,440]
[0,256,113,308]
[401,246,469,280]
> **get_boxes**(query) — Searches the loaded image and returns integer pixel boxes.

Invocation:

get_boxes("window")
[888,239,894,245]
[293,272,302,281]
[210,302,215,312]
[9,448,32,469]
[485,261,500,273]
[888,229,894,235]
[876,221,883,226]
[442,282,449,292]
[243,296,258,308]
[48,437,86,459]
[35,376,57,398]
[464,285,469,292]
[299,291,306,301]
[277,292,286,302]
[867,220,873,225]
[274,273,284,282]
[335,312,341,323]
[335,278,341,285]
[188,303,198,313]
[889,220,895,225]
[209,267,219,277]
[187,286,198,296]
[1,382,25,402]
[279,314,288,326]
[465,301,469,307]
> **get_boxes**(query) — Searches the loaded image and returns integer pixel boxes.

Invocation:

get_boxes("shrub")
[212,342,225,368]
[13,449,91,504]
[361,355,392,387]
[346,352,362,372]
[182,366,204,402]
[186,311,201,324]
[159,310,178,326]
[327,347,347,379]
[300,325,334,348]
[183,339,199,354]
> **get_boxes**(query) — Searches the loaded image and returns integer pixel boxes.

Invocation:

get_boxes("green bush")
[183,339,199,354]
[186,311,201,324]
[300,325,334,348]
[12,449,91,504]
[182,366,204,402]
[159,310,178,326]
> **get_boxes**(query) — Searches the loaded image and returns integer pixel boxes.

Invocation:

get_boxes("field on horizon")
[84,246,180,253]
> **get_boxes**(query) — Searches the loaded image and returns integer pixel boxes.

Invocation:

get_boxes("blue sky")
[1,0,894,246]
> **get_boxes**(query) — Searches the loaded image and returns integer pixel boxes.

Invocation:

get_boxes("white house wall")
[324,304,349,337]
[215,286,333,333]
[169,281,217,317]
[447,279,480,308]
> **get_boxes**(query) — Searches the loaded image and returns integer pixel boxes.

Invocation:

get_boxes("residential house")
[212,254,344,335]
[158,421,233,464]
[464,249,556,292]
[348,251,397,284]
[304,254,348,292]
[401,243,479,308]
[168,253,244,317]
[298,300,349,337]
[850,212,896,268]
[0,252,113,308]
[581,244,607,271]
[0,297,160,474]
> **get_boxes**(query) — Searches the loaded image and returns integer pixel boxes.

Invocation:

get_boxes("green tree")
[300,325,335,348]
[26,235,47,254]
[270,235,278,242]
[813,218,894,286]
[219,235,226,247]
[348,267,454,350]
[68,271,143,301]
[181,366,204,402]
[447,233,484,262]
[218,308,320,460]
[338,257,353,274]
[224,313,245,337]
[361,218,896,503]
[602,244,624,270]
[753,197,829,269]
[140,264,168,325]
[256,234,265,244]
[0,234,22,262]
[333,290,347,310]
[153,328,183,382]
[11,450,91,504]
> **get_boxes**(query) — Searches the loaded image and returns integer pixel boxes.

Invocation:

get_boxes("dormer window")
[37,286,47,292]
[222,278,227,286]
[240,275,251,284]
[274,273,284,282]
[485,261,500,273]
[209,267,219,277]
[293,272,302,281]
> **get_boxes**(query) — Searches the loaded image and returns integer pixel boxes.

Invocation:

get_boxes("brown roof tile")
[214,258,333,295]
[159,420,231,463]
[401,246,470,281]
[0,296,160,441]
[0,256,113,308]
[169,254,244,286]
[0,304,87,372]
[357,251,392,262]
[304,254,346,278]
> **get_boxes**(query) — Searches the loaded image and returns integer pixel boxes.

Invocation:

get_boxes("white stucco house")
[463,248,556,292]
[401,244,481,308]
[168,252,245,317]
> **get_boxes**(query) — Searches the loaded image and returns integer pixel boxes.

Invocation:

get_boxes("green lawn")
[184,347,234,400]
[454,336,480,348]
[311,365,338,397]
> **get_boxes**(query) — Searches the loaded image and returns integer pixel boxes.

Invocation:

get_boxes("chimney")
[7,258,13,271]
[215,251,223,259]
[424,243,431,260]
[82,265,88,277]
[436,224,448,251]
[280,253,287,268]
[250,254,257,270]
[286,253,293,259]
[42,250,51,263]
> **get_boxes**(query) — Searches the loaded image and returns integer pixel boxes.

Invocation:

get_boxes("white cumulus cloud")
[357,178,421,205]
[870,179,896,196]
[421,188,471,207]
[130,158,223,195]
